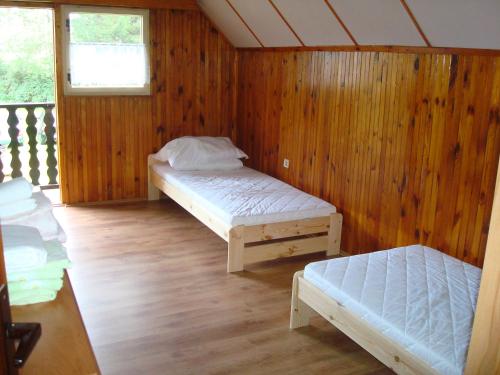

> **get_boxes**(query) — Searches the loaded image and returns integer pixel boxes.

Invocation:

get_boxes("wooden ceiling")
[198,0,500,49]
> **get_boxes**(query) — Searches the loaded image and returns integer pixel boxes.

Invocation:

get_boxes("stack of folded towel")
[0,178,37,219]
[0,177,70,306]
[3,225,70,305]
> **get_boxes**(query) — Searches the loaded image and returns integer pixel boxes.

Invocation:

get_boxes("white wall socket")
[283,158,290,168]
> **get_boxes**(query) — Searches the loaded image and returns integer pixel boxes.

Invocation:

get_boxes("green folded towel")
[7,240,70,306]
[9,288,59,306]
[8,266,65,282]
[7,240,71,282]
[8,278,63,294]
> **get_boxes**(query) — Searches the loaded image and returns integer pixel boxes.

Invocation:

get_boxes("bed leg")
[148,167,160,201]
[227,226,245,273]
[290,271,314,329]
[327,213,342,256]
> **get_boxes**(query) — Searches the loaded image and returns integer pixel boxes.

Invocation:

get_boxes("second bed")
[291,245,481,374]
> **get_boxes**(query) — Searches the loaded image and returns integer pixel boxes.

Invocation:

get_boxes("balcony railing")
[0,103,58,186]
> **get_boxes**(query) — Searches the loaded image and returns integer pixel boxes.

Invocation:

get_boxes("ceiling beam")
[268,0,305,46]
[225,0,264,47]
[399,0,431,47]
[237,45,500,57]
[324,0,357,46]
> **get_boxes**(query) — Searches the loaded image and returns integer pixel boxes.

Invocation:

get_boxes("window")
[61,6,150,95]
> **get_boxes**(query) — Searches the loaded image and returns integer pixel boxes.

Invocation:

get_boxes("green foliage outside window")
[0,8,55,103]
[70,13,142,44]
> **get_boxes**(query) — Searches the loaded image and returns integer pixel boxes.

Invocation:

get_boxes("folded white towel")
[2,225,47,273]
[0,198,37,219]
[0,177,33,205]
[2,192,65,242]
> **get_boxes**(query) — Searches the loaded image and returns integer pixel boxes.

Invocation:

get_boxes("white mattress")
[2,192,66,242]
[304,245,481,375]
[152,163,336,227]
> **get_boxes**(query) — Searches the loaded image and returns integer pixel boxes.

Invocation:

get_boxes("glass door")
[0,7,60,203]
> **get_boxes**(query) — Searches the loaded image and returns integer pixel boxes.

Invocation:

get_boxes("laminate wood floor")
[54,200,392,375]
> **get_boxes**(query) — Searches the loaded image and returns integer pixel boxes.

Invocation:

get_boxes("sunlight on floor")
[41,187,61,205]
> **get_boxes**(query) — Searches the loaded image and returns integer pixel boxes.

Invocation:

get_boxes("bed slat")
[244,235,328,264]
[150,169,232,241]
[243,216,330,243]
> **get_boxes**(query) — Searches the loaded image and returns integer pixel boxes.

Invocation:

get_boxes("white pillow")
[174,158,243,171]
[153,136,248,169]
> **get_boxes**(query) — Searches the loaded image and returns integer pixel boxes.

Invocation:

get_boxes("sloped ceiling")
[197,0,500,49]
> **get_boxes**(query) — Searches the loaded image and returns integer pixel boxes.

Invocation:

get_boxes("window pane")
[69,13,142,44]
[68,12,147,88]
[0,8,55,103]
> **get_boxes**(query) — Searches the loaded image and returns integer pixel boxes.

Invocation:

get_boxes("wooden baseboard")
[63,197,149,207]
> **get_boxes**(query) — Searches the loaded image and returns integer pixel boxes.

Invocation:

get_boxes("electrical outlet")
[283,158,290,169]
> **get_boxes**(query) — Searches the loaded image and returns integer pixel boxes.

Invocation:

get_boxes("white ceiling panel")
[198,0,260,47]
[405,0,500,49]
[230,0,301,47]
[273,0,353,46]
[328,0,425,46]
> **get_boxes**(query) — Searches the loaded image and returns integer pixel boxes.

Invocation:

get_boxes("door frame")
[0,232,16,375]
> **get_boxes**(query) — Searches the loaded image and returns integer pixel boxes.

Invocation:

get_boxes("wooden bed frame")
[148,165,343,272]
[290,271,440,375]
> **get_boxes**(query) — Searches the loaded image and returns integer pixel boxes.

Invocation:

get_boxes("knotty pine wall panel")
[57,9,237,204]
[237,51,500,266]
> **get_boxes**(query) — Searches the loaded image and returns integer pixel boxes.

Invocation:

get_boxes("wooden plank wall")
[237,51,500,266]
[57,9,237,203]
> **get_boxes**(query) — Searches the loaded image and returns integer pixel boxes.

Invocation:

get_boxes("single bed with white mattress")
[148,159,343,272]
[291,245,481,375]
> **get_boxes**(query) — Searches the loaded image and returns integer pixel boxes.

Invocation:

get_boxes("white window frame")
[61,5,150,96]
